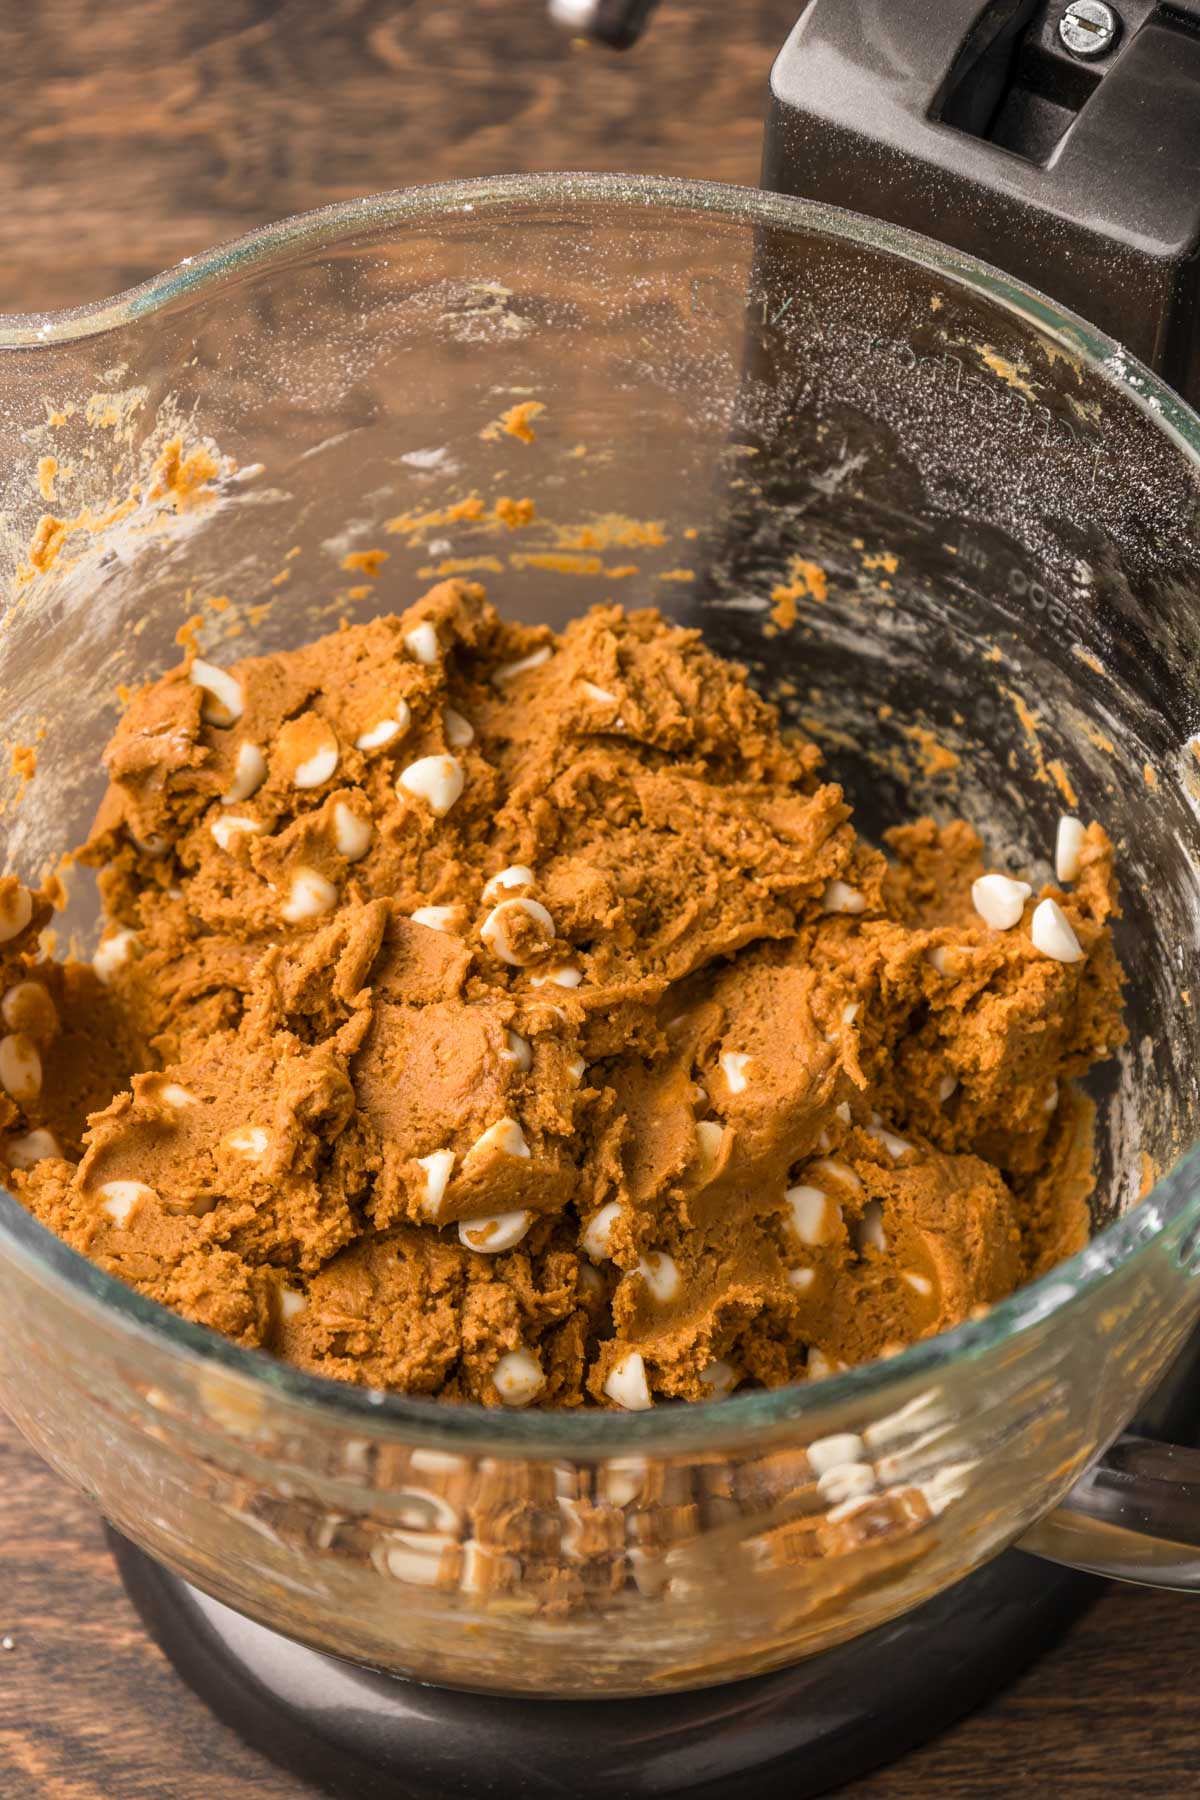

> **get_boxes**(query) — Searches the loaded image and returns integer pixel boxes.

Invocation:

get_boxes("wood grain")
[0,0,797,316]
[1,3,1197,1795]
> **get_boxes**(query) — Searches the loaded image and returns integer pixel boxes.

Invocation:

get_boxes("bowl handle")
[1019,1433,1200,1589]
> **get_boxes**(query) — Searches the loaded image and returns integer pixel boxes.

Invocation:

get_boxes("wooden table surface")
[1,2,1197,1795]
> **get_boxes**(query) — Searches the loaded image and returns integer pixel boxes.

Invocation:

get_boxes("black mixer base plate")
[110,1530,1097,1799]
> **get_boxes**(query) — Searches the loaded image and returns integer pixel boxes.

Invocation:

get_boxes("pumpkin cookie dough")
[0,581,1125,1408]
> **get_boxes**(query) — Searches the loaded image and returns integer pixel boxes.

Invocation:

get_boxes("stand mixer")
[563,0,1200,410]
[2,5,1200,1797]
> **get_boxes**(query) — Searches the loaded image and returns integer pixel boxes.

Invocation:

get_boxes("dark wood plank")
[0,0,797,315]
[0,1418,290,1797]
[2,3,1196,1795]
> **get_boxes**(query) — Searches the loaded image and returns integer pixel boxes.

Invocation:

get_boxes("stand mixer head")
[555,0,1200,408]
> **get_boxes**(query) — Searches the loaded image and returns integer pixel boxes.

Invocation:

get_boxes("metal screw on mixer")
[1058,0,1121,58]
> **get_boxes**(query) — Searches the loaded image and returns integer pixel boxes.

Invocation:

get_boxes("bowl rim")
[1,168,1198,1458]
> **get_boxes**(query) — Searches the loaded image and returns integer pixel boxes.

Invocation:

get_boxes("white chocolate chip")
[903,1271,934,1297]
[1056,815,1086,884]
[458,1209,533,1253]
[481,865,535,904]
[817,1462,876,1505]
[443,707,474,748]
[808,1432,865,1475]
[332,801,372,861]
[582,1200,623,1262]
[841,1001,860,1025]
[221,742,267,804]
[925,945,951,976]
[494,645,552,685]
[190,658,244,725]
[580,679,616,705]
[578,1261,605,1300]
[411,905,462,934]
[459,1540,513,1592]
[835,1102,852,1125]
[1031,897,1084,963]
[866,1117,911,1160]
[417,1148,455,1217]
[699,1360,736,1397]
[807,1348,844,1380]
[719,1051,751,1094]
[626,1548,669,1596]
[355,707,411,752]
[0,886,32,944]
[786,1184,840,1246]
[404,622,440,666]
[386,1483,458,1530]
[281,868,338,923]
[467,1117,530,1162]
[604,1351,652,1412]
[694,1119,726,1170]
[408,1448,469,1478]
[825,1494,879,1526]
[822,879,866,914]
[159,1083,197,1108]
[937,1073,958,1102]
[224,1126,269,1159]
[493,1347,545,1407]
[637,1250,680,1304]
[93,928,138,984]
[914,1462,980,1517]
[480,897,555,966]
[4,1127,59,1170]
[500,1029,532,1072]
[99,1179,156,1225]
[1043,1082,1059,1113]
[856,1200,887,1254]
[210,813,264,851]
[861,1391,951,1450]
[376,1532,455,1586]
[130,827,166,857]
[293,735,340,790]
[0,1034,41,1104]
[565,1054,586,1084]
[397,754,464,818]
[1,982,57,1043]
[280,1287,308,1321]
[528,963,582,989]
[788,1266,816,1293]
[971,873,1032,931]
[810,1156,862,1193]
[598,1456,649,1508]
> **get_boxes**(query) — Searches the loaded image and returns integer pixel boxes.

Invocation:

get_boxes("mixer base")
[110,1530,1096,1799]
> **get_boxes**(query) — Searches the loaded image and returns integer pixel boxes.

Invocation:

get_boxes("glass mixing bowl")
[1,174,1200,1698]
